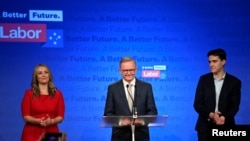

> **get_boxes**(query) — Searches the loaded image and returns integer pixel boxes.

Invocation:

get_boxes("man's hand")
[134,119,145,126]
[211,111,225,125]
[120,118,132,126]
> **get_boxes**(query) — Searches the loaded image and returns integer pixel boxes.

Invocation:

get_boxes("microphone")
[126,84,137,119]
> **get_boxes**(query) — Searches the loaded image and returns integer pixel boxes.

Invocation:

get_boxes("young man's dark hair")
[207,48,226,60]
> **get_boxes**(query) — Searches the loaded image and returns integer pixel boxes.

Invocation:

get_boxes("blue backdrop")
[0,0,250,140]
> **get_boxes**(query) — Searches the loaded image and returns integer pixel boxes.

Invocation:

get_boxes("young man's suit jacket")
[194,72,241,132]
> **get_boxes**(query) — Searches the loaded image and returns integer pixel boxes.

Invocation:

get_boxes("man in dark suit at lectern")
[194,48,241,141]
[104,56,158,141]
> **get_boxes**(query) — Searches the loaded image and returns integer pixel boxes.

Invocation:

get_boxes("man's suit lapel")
[134,79,141,107]
[207,74,216,110]
[117,80,131,114]
[218,74,228,108]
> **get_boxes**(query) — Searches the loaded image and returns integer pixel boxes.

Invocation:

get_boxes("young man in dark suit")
[104,56,158,141]
[193,48,241,141]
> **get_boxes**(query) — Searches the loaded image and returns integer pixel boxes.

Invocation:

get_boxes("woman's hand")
[40,115,54,127]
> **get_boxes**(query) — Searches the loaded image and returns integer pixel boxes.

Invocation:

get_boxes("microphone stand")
[131,106,137,141]
[127,84,137,141]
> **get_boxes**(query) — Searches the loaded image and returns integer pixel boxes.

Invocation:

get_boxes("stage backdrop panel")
[0,0,250,141]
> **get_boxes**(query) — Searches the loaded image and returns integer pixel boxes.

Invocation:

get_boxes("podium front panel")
[100,115,168,128]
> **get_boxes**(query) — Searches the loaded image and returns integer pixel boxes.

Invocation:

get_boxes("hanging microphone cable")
[126,84,137,123]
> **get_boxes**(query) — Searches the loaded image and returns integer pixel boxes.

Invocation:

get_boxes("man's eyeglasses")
[121,69,136,73]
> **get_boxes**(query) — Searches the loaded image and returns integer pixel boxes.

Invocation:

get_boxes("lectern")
[100,115,168,141]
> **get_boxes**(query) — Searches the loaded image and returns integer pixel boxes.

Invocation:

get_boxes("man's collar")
[123,78,136,85]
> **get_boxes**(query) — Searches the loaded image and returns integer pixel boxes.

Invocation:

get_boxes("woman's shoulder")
[55,89,63,95]
[24,89,33,94]
[22,89,33,97]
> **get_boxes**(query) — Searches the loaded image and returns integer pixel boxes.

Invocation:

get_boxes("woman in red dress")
[21,64,65,141]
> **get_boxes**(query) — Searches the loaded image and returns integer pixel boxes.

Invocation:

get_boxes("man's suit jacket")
[194,72,241,132]
[104,78,158,141]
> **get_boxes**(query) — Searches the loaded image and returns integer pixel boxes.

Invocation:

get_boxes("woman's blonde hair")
[31,64,56,97]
